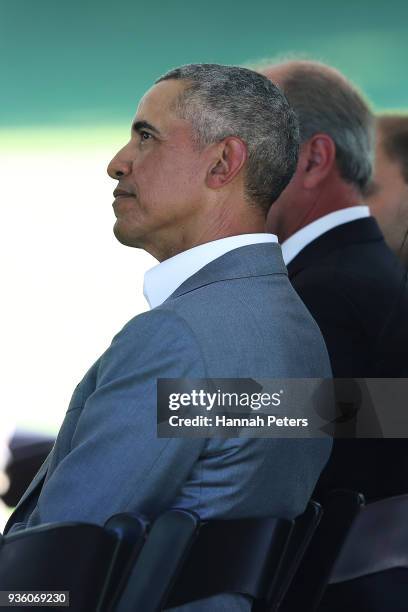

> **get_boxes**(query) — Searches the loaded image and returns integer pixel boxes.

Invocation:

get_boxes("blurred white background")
[1,140,156,434]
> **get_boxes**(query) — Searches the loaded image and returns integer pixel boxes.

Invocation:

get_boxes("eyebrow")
[132,120,161,137]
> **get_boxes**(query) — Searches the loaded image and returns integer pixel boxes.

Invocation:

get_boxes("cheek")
[371,162,405,210]
[130,144,204,210]
[371,182,403,219]
[157,155,202,194]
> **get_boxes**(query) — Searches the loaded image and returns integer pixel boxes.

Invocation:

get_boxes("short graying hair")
[275,62,374,192]
[156,64,299,214]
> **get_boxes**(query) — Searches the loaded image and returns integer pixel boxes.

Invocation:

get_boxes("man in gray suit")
[4,64,332,610]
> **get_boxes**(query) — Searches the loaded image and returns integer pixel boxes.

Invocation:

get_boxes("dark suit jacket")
[287,217,408,500]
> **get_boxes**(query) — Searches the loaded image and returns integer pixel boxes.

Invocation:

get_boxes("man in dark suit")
[262,60,408,501]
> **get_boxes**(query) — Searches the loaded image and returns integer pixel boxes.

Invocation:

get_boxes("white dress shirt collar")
[282,205,370,266]
[144,233,278,309]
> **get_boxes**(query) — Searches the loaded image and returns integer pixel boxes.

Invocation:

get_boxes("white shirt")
[143,233,278,309]
[282,206,370,266]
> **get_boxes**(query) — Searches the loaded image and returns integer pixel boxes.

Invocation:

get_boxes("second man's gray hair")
[277,64,374,191]
[156,64,299,214]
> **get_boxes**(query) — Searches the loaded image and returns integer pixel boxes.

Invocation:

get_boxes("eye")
[140,130,153,142]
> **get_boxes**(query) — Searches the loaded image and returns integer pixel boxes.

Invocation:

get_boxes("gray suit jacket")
[5,243,332,611]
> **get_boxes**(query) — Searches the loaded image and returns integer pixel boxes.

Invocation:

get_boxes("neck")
[279,179,362,242]
[145,203,266,262]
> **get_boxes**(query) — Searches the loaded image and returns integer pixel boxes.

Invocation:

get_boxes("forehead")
[134,79,187,126]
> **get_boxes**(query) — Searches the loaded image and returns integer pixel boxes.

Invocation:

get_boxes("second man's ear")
[206,137,247,189]
[302,134,336,189]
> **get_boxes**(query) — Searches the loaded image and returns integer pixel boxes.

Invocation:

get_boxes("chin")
[113,222,142,249]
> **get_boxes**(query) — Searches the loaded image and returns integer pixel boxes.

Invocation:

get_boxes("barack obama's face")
[107,79,212,261]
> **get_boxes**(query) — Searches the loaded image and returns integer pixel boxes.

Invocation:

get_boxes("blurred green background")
[1,0,407,436]
[2,0,407,136]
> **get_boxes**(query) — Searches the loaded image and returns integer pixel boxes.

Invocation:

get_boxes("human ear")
[302,134,336,189]
[206,137,247,189]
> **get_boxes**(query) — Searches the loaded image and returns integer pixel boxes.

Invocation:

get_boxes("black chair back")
[168,516,293,609]
[115,509,200,612]
[116,509,294,612]
[318,494,408,612]
[269,500,322,611]
[101,513,149,609]
[279,489,365,612]
[0,514,148,612]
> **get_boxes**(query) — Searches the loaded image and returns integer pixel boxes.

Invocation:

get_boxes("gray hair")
[276,63,374,191]
[156,64,299,214]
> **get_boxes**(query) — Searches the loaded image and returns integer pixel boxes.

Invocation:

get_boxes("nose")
[107,147,132,179]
